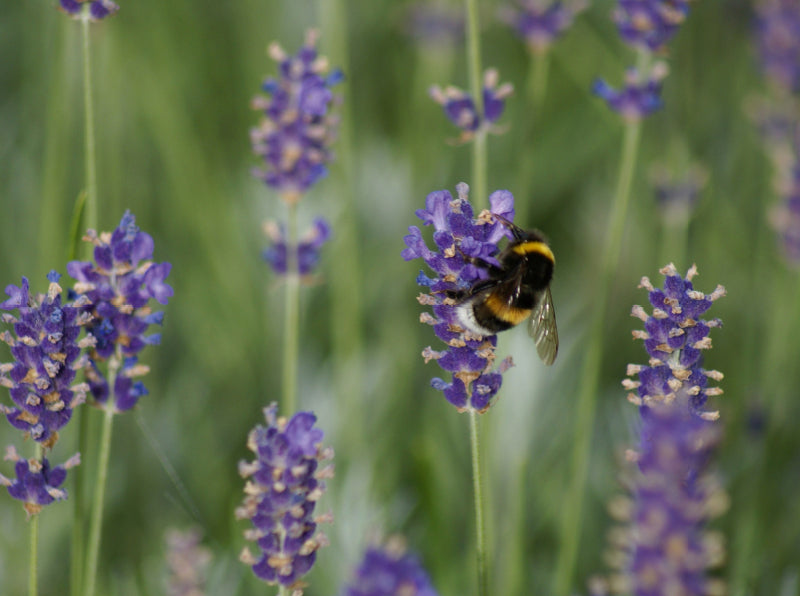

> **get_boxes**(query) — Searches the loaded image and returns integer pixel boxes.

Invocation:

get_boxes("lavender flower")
[0,272,91,447]
[0,446,81,517]
[67,211,172,413]
[500,0,586,54]
[340,539,439,596]
[613,0,691,53]
[59,0,119,20]
[429,69,514,143]
[755,0,800,94]
[165,528,212,596]
[236,404,334,591]
[250,29,344,203]
[401,183,515,412]
[769,159,800,265]
[650,164,708,225]
[403,2,465,48]
[592,62,668,121]
[263,217,331,277]
[610,264,727,595]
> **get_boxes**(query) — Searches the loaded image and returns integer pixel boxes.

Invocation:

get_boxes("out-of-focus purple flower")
[401,183,515,412]
[592,62,668,121]
[340,539,439,596]
[67,211,172,413]
[403,2,464,48]
[769,158,800,265]
[429,69,514,143]
[250,30,344,202]
[609,264,727,595]
[236,404,334,592]
[613,0,691,53]
[0,446,81,517]
[500,0,587,54]
[650,164,708,225]
[755,0,800,94]
[262,217,331,278]
[165,528,212,596]
[59,0,119,20]
[0,272,91,446]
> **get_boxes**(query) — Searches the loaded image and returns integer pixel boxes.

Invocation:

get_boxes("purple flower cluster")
[429,69,514,143]
[340,540,439,596]
[67,211,173,412]
[755,0,800,94]
[0,446,81,517]
[236,404,333,591]
[501,0,586,54]
[263,217,331,277]
[592,62,668,121]
[613,0,691,53]
[59,0,119,20]
[610,264,726,595]
[250,29,344,202]
[401,183,515,412]
[0,272,91,446]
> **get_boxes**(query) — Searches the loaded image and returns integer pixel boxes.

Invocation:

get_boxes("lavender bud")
[592,62,668,121]
[429,69,514,144]
[500,0,587,54]
[0,273,89,446]
[612,264,727,595]
[236,404,333,592]
[67,211,172,412]
[402,183,516,412]
[0,446,80,517]
[262,217,332,278]
[59,0,119,20]
[250,30,344,203]
[340,538,439,596]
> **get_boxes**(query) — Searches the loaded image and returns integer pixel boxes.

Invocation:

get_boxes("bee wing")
[528,286,558,365]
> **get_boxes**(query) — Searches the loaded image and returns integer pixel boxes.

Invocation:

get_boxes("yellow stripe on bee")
[485,293,532,325]
[512,241,554,263]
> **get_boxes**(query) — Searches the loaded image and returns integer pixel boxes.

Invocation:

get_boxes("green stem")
[29,512,39,596]
[29,445,43,596]
[469,410,488,596]
[278,586,290,596]
[282,200,300,415]
[553,106,644,596]
[81,10,98,234]
[464,0,487,208]
[71,406,88,596]
[320,0,365,454]
[83,405,116,596]
[659,217,689,274]
[528,51,551,120]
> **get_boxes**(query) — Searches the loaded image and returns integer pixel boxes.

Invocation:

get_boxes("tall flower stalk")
[57,4,119,594]
[599,264,727,595]
[66,212,172,596]
[555,0,695,591]
[250,30,342,415]
[403,184,518,596]
[0,273,90,596]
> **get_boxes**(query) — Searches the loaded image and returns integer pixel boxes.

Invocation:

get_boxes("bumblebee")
[450,214,559,365]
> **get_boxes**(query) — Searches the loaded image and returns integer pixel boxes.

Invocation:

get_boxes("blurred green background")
[1,0,799,594]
